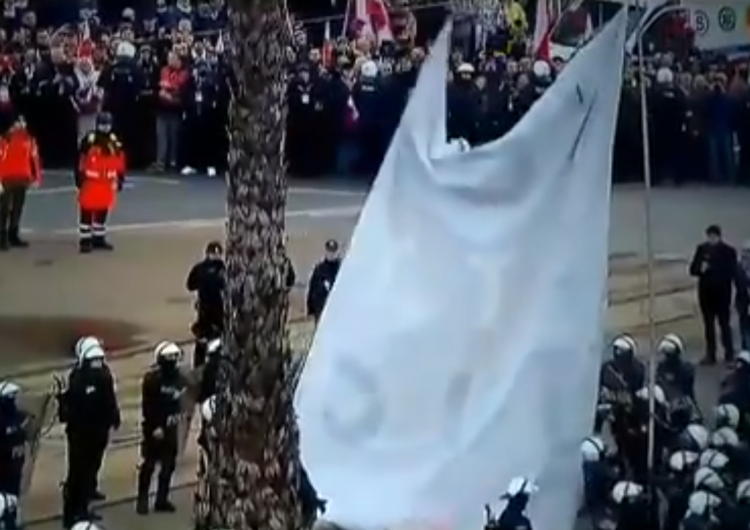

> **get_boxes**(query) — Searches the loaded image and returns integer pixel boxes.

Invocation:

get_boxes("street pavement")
[25,172,364,234]
[4,180,750,527]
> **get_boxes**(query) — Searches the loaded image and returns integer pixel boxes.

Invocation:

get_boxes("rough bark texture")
[194,1,302,529]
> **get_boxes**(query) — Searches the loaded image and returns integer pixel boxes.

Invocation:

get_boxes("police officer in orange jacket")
[0,115,41,250]
[76,113,125,253]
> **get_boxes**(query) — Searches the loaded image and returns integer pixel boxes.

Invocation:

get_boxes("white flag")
[296,11,627,530]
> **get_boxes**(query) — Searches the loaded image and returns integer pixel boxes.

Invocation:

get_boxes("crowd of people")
[0,0,744,186]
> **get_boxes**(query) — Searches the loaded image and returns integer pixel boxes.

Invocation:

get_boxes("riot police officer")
[657,333,698,429]
[494,477,536,530]
[58,345,120,528]
[136,341,186,515]
[187,241,225,368]
[0,493,19,530]
[580,436,620,528]
[306,239,342,323]
[0,382,25,503]
[610,481,653,530]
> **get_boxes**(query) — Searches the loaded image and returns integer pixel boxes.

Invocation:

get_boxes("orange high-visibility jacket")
[0,129,41,184]
[77,132,125,211]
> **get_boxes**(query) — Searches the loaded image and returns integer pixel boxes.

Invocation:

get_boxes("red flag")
[77,20,95,60]
[533,0,553,59]
[355,0,394,42]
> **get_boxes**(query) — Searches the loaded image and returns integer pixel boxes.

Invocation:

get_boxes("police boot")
[154,467,176,512]
[92,236,113,251]
[8,228,28,248]
[0,230,8,251]
[79,238,92,254]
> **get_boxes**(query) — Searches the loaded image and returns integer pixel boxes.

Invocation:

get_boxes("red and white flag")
[354,0,394,42]
[532,0,553,59]
[77,19,95,59]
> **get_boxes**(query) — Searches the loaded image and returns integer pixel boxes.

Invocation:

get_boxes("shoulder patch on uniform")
[109,133,117,141]
[87,133,95,142]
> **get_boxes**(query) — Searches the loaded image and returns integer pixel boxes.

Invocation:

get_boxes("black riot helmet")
[96,112,113,133]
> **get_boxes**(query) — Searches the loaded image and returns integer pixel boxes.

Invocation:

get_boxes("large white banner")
[296,12,626,530]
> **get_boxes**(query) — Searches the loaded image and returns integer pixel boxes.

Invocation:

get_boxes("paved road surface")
[25,173,364,234]
[7,183,750,527]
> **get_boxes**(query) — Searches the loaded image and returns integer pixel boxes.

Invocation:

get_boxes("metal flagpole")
[633,0,658,477]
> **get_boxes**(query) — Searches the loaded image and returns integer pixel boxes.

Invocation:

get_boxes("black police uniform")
[495,497,533,530]
[0,398,27,497]
[136,361,186,513]
[658,356,697,429]
[689,235,737,362]
[58,364,120,527]
[306,257,341,322]
[187,254,225,368]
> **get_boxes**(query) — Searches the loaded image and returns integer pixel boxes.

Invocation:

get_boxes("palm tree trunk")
[194,2,302,529]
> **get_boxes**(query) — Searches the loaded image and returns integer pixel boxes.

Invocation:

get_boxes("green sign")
[718,6,736,31]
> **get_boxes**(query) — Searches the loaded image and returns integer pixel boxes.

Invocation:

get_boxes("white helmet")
[709,427,740,449]
[694,467,724,490]
[737,479,750,501]
[656,67,674,85]
[580,436,606,462]
[206,338,222,356]
[0,381,20,398]
[668,450,699,472]
[657,333,683,354]
[75,336,102,361]
[699,449,730,471]
[0,492,18,514]
[79,345,105,362]
[714,403,741,429]
[154,340,182,361]
[611,481,643,504]
[71,522,105,530]
[687,490,721,516]
[201,395,217,422]
[635,385,666,405]
[682,424,710,451]
[503,477,537,498]
[612,335,636,356]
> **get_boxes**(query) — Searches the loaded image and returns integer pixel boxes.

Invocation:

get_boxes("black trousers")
[137,430,178,505]
[78,208,108,242]
[87,431,109,496]
[700,299,734,361]
[63,431,96,526]
[0,457,23,496]
[0,182,28,236]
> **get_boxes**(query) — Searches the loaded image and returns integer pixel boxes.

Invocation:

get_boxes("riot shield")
[177,366,203,458]
[18,390,57,497]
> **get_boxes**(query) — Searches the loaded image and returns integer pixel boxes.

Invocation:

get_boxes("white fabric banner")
[296,12,626,530]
